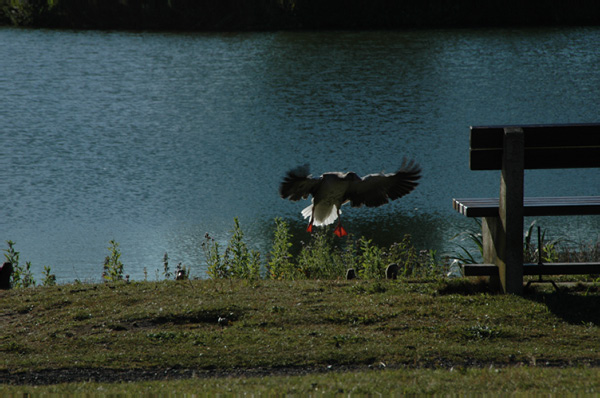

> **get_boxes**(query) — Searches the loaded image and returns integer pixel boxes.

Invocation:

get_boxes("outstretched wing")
[279,164,321,201]
[345,158,421,207]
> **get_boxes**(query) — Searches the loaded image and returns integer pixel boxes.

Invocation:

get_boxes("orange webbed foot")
[334,224,347,237]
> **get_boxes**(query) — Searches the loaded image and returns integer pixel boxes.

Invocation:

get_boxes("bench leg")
[500,128,524,294]
[482,216,524,294]
[480,128,525,294]
[482,217,503,293]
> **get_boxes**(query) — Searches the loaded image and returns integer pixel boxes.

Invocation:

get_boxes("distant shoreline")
[2,0,600,31]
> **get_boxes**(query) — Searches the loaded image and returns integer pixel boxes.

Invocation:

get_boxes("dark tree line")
[2,0,600,30]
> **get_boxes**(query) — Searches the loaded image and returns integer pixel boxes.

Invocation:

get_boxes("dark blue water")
[2,27,600,282]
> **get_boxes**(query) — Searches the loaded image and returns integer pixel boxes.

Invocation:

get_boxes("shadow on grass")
[438,278,600,326]
[525,284,600,326]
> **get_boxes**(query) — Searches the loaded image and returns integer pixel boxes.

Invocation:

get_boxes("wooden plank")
[471,123,600,150]
[524,197,600,216]
[471,147,600,170]
[469,123,600,170]
[462,264,498,276]
[453,197,600,217]
[470,126,504,150]
[470,149,503,170]
[523,147,600,169]
[523,263,600,275]
[463,262,600,277]
[453,198,499,217]
[523,128,600,148]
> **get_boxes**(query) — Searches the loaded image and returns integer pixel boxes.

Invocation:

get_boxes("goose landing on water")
[279,159,421,237]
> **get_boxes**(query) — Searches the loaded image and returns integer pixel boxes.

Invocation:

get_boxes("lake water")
[2,27,600,283]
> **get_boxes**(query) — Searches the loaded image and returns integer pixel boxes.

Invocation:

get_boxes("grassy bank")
[1,278,599,393]
[2,0,600,30]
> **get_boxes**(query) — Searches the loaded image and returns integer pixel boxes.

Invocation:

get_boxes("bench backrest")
[470,123,600,170]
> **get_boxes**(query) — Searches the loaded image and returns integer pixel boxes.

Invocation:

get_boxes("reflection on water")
[1,27,600,282]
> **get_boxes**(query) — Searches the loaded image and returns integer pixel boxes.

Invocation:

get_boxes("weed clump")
[3,240,42,288]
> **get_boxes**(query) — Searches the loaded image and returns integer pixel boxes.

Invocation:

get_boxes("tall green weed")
[267,218,297,279]
[103,240,124,282]
[356,237,385,279]
[203,218,260,279]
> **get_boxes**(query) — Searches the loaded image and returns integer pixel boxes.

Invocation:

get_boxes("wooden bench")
[452,123,600,294]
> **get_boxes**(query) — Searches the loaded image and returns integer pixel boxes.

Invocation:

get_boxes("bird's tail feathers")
[301,204,312,220]
[302,203,340,226]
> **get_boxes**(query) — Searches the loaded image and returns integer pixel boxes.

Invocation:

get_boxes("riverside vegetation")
[1,217,600,394]
[5,217,599,286]
[3,217,444,286]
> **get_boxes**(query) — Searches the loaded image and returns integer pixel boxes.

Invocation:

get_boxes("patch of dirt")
[4,360,598,386]
[0,366,354,385]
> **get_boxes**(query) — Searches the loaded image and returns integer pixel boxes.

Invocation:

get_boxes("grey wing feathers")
[346,158,421,207]
[279,164,319,201]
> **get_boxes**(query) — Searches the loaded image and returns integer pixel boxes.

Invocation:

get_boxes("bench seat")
[453,196,600,218]
[463,262,600,277]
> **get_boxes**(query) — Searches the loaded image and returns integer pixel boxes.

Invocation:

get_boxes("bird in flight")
[279,159,421,237]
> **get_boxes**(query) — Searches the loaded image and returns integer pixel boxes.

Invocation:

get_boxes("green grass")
[1,278,600,393]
